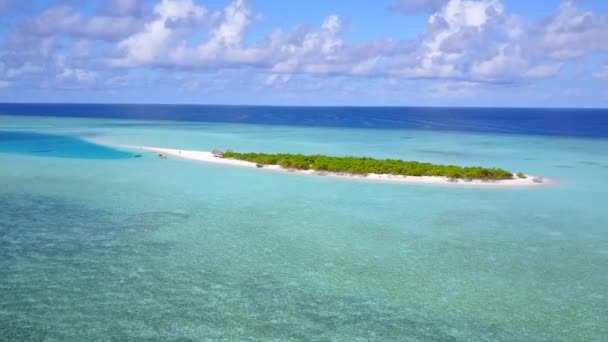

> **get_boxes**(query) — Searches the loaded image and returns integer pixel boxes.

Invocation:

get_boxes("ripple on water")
[0,192,557,341]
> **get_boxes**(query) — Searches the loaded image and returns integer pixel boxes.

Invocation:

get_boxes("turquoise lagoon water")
[0,131,132,159]
[1,114,607,341]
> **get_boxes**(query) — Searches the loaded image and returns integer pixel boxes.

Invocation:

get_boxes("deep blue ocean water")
[1,103,608,137]
[1,104,607,341]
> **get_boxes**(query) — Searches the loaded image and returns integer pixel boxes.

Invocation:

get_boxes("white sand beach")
[96,140,553,188]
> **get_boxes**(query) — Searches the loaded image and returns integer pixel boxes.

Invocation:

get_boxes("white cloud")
[390,0,564,83]
[263,15,398,77]
[110,0,212,67]
[430,81,477,97]
[17,4,143,41]
[84,15,144,40]
[6,62,43,78]
[2,0,607,93]
[105,75,129,86]
[110,1,394,77]
[391,0,511,79]
[0,61,10,87]
[205,0,249,48]
[23,5,82,36]
[70,40,91,58]
[57,68,98,82]
[593,64,608,80]
[538,1,608,60]
[264,73,291,86]
[267,15,347,74]
[191,0,255,65]
[523,63,563,79]
[470,45,527,81]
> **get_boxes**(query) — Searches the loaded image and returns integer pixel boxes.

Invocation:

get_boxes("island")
[84,138,551,187]
[220,151,515,180]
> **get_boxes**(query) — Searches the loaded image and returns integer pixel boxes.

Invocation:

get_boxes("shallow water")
[1,114,607,341]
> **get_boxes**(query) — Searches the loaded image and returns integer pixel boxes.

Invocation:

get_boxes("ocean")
[1,104,607,341]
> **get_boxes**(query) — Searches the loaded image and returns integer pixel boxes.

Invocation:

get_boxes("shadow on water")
[579,160,608,168]
[0,131,131,159]
[417,149,468,157]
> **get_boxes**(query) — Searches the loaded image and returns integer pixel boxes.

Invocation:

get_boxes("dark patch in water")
[76,131,105,138]
[418,149,467,157]
[554,165,574,169]
[0,319,48,342]
[0,131,131,159]
[579,160,608,168]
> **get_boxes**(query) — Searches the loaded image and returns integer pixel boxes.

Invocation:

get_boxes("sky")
[0,0,607,107]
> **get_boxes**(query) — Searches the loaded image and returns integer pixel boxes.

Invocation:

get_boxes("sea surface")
[1,104,607,341]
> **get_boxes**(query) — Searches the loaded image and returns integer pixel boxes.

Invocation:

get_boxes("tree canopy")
[221,151,514,180]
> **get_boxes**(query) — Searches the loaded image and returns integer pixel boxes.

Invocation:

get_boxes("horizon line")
[1,101,607,111]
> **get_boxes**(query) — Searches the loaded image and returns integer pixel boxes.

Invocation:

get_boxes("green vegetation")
[517,172,526,179]
[221,151,514,180]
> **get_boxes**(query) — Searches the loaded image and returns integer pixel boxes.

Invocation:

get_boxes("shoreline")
[90,139,553,188]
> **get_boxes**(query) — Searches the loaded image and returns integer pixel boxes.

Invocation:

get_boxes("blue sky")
[0,0,607,107]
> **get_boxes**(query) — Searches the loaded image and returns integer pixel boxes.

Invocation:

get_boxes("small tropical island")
[86,138,550,187]
[220,150,519,180]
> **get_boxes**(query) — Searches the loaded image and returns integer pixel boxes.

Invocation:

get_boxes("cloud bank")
[1,0,607,105]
